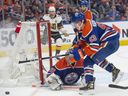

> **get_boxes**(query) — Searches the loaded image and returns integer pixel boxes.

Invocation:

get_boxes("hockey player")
[43,6,69,60]
[72,1,93,45]
[72,17,124,91]
[45,48,85,90]
[79,0,93,20]
[72,12,84,45]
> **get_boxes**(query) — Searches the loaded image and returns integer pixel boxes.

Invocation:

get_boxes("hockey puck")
[5,91,10,95]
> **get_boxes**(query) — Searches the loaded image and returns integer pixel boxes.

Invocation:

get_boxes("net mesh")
[0,21,51,87]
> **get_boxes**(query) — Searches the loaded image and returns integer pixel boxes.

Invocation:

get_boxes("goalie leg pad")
[46,73,63,90]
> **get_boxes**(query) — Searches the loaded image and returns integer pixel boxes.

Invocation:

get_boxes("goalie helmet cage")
[0,21,52,87]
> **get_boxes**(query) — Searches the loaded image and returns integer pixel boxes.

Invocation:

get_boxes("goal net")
[0,21,52,87]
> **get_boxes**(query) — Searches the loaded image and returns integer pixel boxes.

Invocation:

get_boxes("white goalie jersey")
[43,14,63,32]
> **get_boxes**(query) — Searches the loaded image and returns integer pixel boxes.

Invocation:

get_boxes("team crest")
[65,72,78,84]
[89,34,97,43]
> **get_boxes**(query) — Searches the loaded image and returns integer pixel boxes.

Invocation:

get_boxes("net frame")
[36,20,52,84]
[0,21,53,87]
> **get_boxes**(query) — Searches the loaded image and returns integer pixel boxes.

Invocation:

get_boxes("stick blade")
[109,84,128,89]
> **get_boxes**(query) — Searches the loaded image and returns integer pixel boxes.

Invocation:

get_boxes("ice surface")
[0,46,128,96]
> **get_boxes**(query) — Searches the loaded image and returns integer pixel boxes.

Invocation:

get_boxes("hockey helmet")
[48,6,56,12]
[66,53,77,65]
[73,12,85,22]
[79,0,89,7]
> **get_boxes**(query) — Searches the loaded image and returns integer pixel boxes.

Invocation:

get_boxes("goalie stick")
[109,84,128,89]
[19,54,68,64]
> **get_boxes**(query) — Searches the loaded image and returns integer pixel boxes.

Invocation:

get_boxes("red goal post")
[36,20,52,84]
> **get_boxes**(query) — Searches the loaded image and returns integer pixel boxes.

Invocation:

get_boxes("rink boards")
[0,21,128,57]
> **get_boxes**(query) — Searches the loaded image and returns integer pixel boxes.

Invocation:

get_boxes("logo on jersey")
[64,72,78,84]
[89,34,97,43]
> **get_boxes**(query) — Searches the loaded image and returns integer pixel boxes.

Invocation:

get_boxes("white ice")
[0,46,128,96]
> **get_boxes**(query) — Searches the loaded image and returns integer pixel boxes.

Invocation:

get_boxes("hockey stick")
[109,84,128,89]
[19,54,68,64]
[52,33,75,36]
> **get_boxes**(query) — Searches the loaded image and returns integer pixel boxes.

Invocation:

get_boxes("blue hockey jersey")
[80,20,120,56]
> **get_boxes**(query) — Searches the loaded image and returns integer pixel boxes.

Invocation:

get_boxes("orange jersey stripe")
[85,10,93,20]
[82,19,92,37]
[83,46,97,56]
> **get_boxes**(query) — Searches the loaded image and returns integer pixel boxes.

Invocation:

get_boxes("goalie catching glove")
[46,73,63,90]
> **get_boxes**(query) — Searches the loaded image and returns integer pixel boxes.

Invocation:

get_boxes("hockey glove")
[73,40,87,49]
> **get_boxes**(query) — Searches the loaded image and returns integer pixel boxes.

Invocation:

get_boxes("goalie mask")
[66,54,77,66]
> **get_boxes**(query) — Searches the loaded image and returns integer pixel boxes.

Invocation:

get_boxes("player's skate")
[79,77,95,91]
[79,77,95,95]
[112,66,124,84]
